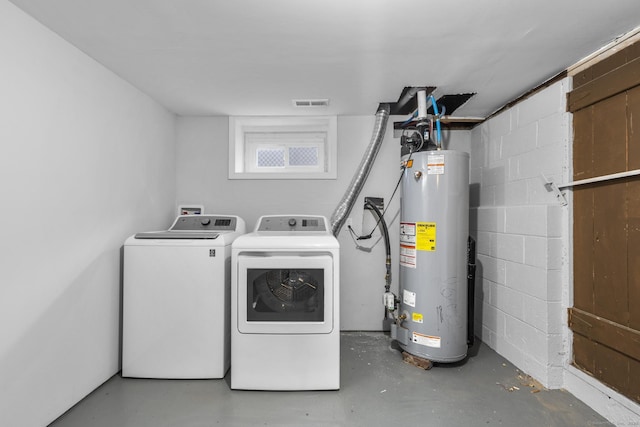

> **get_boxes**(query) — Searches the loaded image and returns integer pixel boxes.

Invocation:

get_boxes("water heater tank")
[392,149,469,363]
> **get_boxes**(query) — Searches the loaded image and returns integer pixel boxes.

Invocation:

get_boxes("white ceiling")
[9,0,640,118]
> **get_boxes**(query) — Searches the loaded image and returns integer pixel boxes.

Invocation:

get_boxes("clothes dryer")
[123,214,245,379]
[231,215,340,390]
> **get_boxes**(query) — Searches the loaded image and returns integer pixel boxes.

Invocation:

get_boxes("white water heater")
[391,149,470,363]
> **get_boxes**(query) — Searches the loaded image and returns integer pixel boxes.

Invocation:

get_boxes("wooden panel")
[569,308,640,362]
[630,357,640,403]
[592,93,627,177]
[572,187,594,312]
[572,68,593,91]
[571,38,640,406]
[572,107,593,180]
[592,49,628,81]
[593,341,630,397]
[572,333,595,374]
[568,55,640,112]
[592,183,629,325]
[629,87,640,332]
[628,85,640,170]
[629,179,640,331]
[572,331,637,403]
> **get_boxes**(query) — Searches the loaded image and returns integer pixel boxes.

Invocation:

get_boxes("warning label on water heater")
[412,332,441,348]
[427,154,445,175]
[416,222,436,251]
[400,222,416,268]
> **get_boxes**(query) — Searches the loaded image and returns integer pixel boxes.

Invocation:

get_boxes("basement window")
[229,116,337,179]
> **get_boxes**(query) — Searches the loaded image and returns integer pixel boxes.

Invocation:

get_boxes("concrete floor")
[49,332,611,427]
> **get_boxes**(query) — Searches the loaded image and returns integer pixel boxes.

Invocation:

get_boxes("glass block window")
[257,148,285,168]
[289,146,318,166]
[229,116,337,179]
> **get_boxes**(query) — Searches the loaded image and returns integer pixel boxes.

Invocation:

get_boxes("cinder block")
[477,207,501,232]
[481,302,498,334]
[487,109,513,139]
[545,365,564,389]
[476,231,494,257]
[517,80,566,127]
[490,138,503,165]
[514,144,565,180]
[505,205,548,236]
[505,261,547,299]
[497,207,506,233]
[502,122,537,158]
[523,295,548,332]
[546,270,562,302]
[524,236,548,269]
[546,205,563,237]
[507,157,519,181]
[479,184,496,206]
[469,167,482,185]
[546,301,564,335]
[504,180,528,206]
[478,253,506,285]
[546,333,565,366]
[523,236,563,269]
[537,112,569,148]
[494,233,525,263]
[481,278,496,307]
[521,353,550,387]
[547,238,563,270]
[498,341,526,372]
[481,163,507,187]
[480,325,496,348]
[495,284,525,320]
[503,315,529,352]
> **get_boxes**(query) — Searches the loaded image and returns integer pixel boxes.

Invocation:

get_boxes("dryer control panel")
[257,215,327,232]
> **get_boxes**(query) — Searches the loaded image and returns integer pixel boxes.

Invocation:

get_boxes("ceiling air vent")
[293,99,329,107]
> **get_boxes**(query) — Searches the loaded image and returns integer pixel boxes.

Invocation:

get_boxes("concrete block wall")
[469,79,570,388]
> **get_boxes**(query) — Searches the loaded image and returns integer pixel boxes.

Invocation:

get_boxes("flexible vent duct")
[330,103,390,236]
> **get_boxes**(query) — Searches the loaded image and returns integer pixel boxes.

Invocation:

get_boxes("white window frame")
[229,116,337,179]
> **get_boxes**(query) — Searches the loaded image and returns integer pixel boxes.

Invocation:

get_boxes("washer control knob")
[201,218,211,226]
[288,218,297,227]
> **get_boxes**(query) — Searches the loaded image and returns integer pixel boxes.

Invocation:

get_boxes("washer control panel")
[257,215,327,232]
[170,215,238,231]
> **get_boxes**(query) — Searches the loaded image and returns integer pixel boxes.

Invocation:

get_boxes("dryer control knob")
[201,218,211,226]
[288,218,297,227]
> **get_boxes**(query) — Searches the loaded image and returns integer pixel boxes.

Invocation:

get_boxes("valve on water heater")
[383,291,396,311]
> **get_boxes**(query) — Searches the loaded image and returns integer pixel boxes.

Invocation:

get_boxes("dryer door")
[237,254,334,334]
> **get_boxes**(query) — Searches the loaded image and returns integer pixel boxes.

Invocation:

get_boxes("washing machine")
[231,215,340,390]
[122,214,246,379]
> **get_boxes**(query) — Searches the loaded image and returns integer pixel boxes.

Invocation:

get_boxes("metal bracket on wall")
[541,173,568,206]
[542,168,640,207]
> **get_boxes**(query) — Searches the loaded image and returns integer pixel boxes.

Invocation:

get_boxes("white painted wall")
[470,79,640,424]
[0,2,177,426]
[176,115,470,330]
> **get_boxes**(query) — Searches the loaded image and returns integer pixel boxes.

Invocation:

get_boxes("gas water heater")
[390,149,470,363]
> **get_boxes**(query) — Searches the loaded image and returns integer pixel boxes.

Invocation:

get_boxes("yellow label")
[416,222,436,251]
[412,312,423,323]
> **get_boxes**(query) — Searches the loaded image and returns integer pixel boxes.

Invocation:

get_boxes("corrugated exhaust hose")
[330,104,390,236]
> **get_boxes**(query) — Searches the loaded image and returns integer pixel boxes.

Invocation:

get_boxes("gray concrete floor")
[49,332,611,427]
